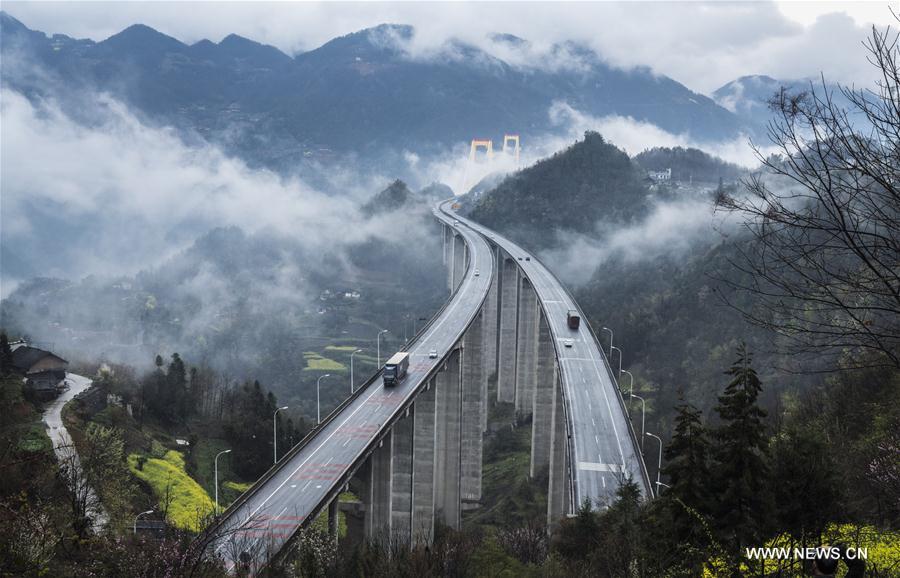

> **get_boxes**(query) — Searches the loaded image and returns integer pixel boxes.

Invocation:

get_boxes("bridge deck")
[209,202,493,569]
[455,210,652,505]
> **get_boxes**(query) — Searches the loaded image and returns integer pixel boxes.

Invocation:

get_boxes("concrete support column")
[412,380,437,544]
[391,409,414,544]
[547,381,568,527]
[365,431,393,540]
[442,224,448,266]
[531,311,557,477]
[481,245,500,430]
[515,278,539,415]
[447,229,456,291]
[434,349,462,528]
[328,496,339,544]
[452,234,466,292]
[497,254,519,403]
[461,311,484,503]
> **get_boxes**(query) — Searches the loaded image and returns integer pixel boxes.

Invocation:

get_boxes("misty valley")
[1,4,899,578]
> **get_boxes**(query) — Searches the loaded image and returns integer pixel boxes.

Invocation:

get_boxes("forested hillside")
[464,27,900,571]
[634,146,746,183]
[469,132,649,248]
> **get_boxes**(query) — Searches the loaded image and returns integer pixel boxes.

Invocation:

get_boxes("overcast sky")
[3,1,898,93]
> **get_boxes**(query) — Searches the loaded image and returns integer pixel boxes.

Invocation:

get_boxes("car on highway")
[525,257,531,261]
[429,348,438,358]
[474,268,480,276]
[564,339,574,348]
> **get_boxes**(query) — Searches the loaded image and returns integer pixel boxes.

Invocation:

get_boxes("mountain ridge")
[1,11,751,173]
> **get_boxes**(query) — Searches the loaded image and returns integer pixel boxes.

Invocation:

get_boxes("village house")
[10,342,69,399]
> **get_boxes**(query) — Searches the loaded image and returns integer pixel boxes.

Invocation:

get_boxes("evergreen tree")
[165,353,187,421]
[0,333,14,376]
[713,343,770,574]
[662,396,713,572]
[771,425,841,546]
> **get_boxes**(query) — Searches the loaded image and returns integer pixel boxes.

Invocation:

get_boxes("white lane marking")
[602,477,607,489]
[302,481,312,490]
[591,418,596,427]
[341,438,350,447]
[577,462,625,473]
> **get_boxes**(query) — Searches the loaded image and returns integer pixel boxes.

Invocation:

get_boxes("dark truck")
[567,309,581,330]
[383,352,410,387]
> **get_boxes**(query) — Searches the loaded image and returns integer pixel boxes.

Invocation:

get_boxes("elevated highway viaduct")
[207,199,650,573]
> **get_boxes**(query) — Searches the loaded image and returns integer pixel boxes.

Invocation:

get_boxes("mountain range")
[0,12,798,174]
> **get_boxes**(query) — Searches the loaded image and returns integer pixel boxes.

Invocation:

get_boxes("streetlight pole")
[610,345,623,376]
[273,406,288,464]
[316,374,332,424]
[602,327,613,357]
[646,432,663,498]
[214,449,231,514]
[350,349,362,393]
[133,509,154,534]
[630,393,646,453]
[377,329,389,367]
[620,369,634,396]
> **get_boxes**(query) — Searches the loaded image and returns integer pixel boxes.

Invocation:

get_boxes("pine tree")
[662,396,713,571]
[713,343,770,575]
[166,353,187,421]
[0,333,14,376]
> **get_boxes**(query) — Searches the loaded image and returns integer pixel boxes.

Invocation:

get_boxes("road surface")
[42,373,108,531]
[210,203,493,569]
[453,209,652,504]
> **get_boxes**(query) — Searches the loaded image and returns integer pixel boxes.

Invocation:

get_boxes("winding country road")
[42,373,108,531]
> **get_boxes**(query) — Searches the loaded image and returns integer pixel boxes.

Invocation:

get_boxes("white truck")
[383,352,410,387]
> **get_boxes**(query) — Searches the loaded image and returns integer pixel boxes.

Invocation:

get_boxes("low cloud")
[542,196,739,285]
[547,101,774,168]
[0,89,404,287]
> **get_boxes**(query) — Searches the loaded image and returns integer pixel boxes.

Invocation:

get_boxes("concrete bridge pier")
[531,311,556,478]
[547,382,569,527]
[390,409,415,544]
[365,431,393,540]
[481,245,500,431]
[446,227,453,291]
[451,234,467,292]
[515,278,539,416]
[412,380,437,544]
[497,252,519,403]
[433,348,462,528]
[327,497,339,544]
[461,310,484,504]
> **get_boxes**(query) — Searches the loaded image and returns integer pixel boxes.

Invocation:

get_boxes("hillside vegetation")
[469,131,649,248]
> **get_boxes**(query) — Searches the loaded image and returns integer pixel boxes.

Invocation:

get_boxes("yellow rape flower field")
[128,450,214,532]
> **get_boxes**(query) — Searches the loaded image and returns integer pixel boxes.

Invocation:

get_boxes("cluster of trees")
[113,353,307,481]
[633,146,746,183]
